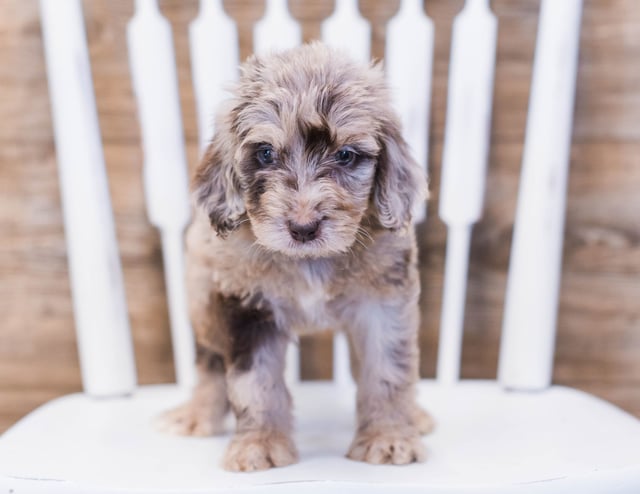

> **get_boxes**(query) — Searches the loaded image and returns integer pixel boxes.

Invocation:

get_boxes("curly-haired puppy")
[158,42,432,471]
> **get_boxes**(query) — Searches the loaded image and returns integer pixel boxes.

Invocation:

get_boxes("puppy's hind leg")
[155,345,230,436]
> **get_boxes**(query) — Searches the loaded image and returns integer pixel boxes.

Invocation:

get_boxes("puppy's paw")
[347,427,426,465]
[223,431,298,472]
[412,406,435,435]
[154,401,226,437]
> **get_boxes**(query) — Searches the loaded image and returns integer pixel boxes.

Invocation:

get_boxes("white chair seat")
[1,380,639,493]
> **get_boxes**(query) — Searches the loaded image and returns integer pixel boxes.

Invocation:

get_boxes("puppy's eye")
[335,148,356,166]
[256,145,275,166]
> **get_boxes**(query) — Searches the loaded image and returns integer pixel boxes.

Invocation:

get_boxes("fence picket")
[39,0,137,396]
[127,0,195,388]
[190,0,239,152]
[254,0,301,55]
[321,0,370,64]
[499,0,584,391]
[436,0,497,385]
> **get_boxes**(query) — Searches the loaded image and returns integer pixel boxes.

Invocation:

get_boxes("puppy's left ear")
[192,113,246,237]
[373,117,428,230]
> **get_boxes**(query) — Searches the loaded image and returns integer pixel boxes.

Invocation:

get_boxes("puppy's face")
[234,86,383,258]
[194,43,426,258]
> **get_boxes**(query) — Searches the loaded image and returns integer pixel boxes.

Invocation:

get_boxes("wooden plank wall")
[0,0,638,432]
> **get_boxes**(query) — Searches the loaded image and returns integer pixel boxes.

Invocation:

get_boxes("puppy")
[158,42,432,471]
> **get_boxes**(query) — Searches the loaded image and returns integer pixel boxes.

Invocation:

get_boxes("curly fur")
[158,42,432,471]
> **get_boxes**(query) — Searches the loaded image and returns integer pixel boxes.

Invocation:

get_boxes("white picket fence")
[39,0,581,396]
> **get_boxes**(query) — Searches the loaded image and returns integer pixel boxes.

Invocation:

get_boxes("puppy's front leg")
[156,346,229,436]
[222,297,297,472]
[346,299,428,465]
[155,254,231,437]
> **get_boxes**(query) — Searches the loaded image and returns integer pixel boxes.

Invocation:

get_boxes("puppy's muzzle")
[288,220,320,243]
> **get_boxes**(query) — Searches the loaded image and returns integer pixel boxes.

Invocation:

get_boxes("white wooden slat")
[386,0,434,224]
[437,224,473,384]
[436,0,497,385]
[189,0,239,152]
[321,0,371,64]
[253,0,302,56]
[127,0,195,388]
[285,344,301,386]
[498,0,584,391]
[39,0,137,396]
[332,332,353,389]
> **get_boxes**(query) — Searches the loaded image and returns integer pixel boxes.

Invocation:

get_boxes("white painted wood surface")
[332,332,354,389]
[38,0,136,397]
[127,0,195,388]
[285,342,301,385]
[321,0,370,64]
[2,381,640,493]
[386,0,434,224]
[253,0,301,56]
[437,0,497,385]
[189,0,239,152]
[498,0,584,391]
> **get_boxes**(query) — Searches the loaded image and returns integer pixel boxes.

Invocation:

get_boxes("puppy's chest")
[294,280,332,331]
[276,261,339,332]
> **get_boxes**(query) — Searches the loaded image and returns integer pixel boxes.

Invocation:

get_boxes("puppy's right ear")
[192,117,245,237]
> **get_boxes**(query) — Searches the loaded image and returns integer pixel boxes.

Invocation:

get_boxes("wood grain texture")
[0,0,639,433]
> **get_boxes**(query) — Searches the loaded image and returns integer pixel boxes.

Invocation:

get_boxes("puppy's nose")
[288,220,320,243]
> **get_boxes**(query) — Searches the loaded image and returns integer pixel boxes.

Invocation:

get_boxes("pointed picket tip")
[321,0,371,64]
[133,0,159,15]
[499,0,584,392]
[464,0,492,13]
[198,0,226,18]
[39,0,137,397]
[436,0,498,384]
[127,0,195,388]
[439,0,497,226]
[189,0,239,150]
[254,0,302,55]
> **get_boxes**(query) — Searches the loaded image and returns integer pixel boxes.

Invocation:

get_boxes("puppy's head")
[194,42,427,258]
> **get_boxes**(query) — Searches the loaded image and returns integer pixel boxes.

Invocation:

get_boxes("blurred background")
[1,0,638,432]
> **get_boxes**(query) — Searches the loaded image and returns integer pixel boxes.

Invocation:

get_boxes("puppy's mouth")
[248,212,357,258]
